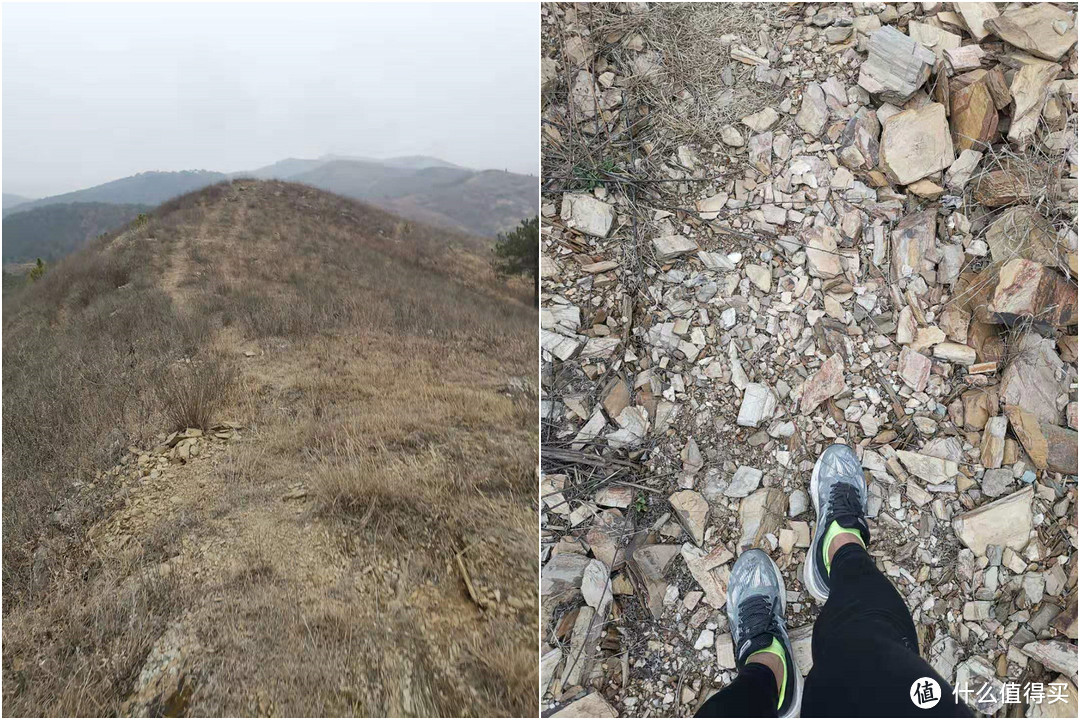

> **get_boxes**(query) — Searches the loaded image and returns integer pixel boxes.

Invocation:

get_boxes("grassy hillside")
[2,170,226,217]
[2,179,536,716]
[1,201,151,263]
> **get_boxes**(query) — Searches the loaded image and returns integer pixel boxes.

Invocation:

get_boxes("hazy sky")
[3,2,538,198]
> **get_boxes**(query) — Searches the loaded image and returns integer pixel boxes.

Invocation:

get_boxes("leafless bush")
[157,355,238,431]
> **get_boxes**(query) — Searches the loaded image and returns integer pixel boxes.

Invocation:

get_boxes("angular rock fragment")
[1007,58,1061,145]
[1006,405,1078,474]
[973,169,1032,208]
[737,383,777,428]
[795,83,829,137]
[737,488,787,552]
[838,108,880,170]
[805,225,843,279]
[956,2,999,42]
[896,450,958,483]
[984,207,1065,267]
[890,209,936,280]
[986,4,1078,61]
[800,354,846,414]
[933,342,976,366]
[858,26,935,104]
[726,466,762,499]
[742,107,780,133]
[552,693,618,718]
[1019,640,1078,679]
[628,544,680,619]
[542,553,593,597]
[897,346,932,392]
[980,416,1007,469]
[653,234,699,261]
[952,485,1033,555]
[990,259,1077,328]
[944,149,983,191]
[561,193,616,237]
[950,78,997,152]
[669,490,709,546]
[681,543,732,610]
[880,103,954,185]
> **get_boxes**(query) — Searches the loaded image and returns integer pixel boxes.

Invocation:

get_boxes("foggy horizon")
[3,2,539,198]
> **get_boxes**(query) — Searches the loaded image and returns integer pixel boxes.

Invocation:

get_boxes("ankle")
[746,649,783,693]
[827,531,863,565]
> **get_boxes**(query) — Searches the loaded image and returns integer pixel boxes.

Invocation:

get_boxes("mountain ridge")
[5,156,537,256]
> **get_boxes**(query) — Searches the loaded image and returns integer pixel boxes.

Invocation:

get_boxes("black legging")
[697,543,973,717]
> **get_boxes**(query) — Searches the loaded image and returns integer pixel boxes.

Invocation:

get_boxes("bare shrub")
[1,569,184,716]
[157,355,238,431]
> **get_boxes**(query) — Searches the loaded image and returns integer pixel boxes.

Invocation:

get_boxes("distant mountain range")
[3,193,34,212]
[3,155,536,263]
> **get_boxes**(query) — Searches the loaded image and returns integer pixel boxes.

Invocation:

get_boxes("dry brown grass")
[3,178,537,716]
[157,355,238,431]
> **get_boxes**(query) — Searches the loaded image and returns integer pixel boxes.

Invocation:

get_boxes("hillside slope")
[2,193,34,212]
[2,170,226,217]
[278,160,538,237]
[2,180,537,716]
[1,201,151,263]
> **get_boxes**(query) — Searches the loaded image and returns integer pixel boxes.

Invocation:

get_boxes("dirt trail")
[82,186,532,716]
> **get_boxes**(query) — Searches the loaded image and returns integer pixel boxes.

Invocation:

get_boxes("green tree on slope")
[492,217,538,304]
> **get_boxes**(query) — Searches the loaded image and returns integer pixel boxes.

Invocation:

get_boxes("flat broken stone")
[669,490,709,546]
[956,2,1000,42]
[891,209,936,280]
[1020,640,1078,679]
[542,553,592,597]
[737,383,777,428]
[980,416,1007,469]
[629,544,680,619]
[896,449,958,483]
[552,693,618,718]
[795,82,829,137]
[653,234,698,261]
[985,207,1066,267]
[800,354,846,414]
[1007,58,1061,145]
[738,487,787,552]
[897,346,932,392]
[561,193,616,237]
[1000,334,1069,424]
[726,466,763,498]
[742,107,780,133]
[1006,404,1078,474]
[681,543,733,610]
[985,4,1078,61]
[950,78,997,152]
[744,263,772,292]
[858,26,935,104]
[880,103,954,185]
[805,225,843,279]
[933,342,976,366]
[952,485,1033,556]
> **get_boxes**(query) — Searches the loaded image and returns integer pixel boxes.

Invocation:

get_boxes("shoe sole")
[765,553,803,718]
[803,453,831,605]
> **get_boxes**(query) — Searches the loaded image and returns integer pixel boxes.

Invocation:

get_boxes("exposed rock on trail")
[541,2,1077,716]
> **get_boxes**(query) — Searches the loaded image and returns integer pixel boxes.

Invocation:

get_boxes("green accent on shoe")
[822,520,866,575]
[748,637,787,711]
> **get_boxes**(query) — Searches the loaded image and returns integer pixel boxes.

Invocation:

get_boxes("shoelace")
[827,482,863,526]
[738,594,779,651]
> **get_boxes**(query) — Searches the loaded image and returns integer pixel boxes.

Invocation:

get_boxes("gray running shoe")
[727,548,801,717]
[803,443,870,604]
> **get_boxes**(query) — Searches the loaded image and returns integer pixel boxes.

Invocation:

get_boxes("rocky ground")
[540,3,1078,717]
